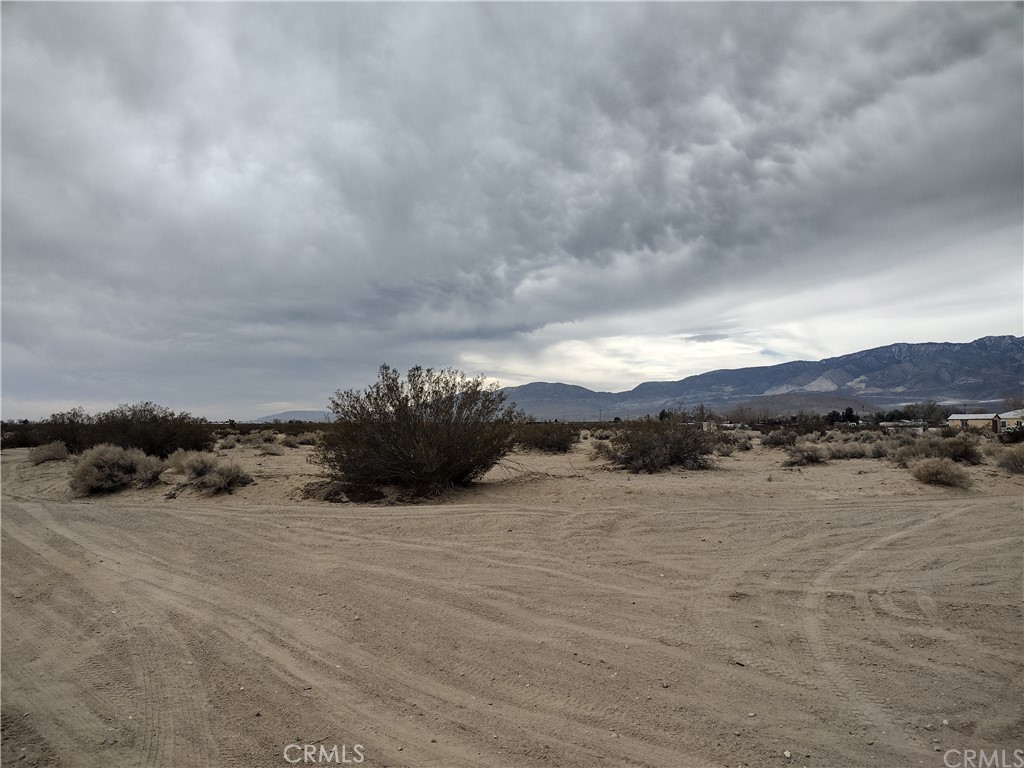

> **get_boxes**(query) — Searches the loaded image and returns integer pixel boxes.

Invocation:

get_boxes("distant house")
[997,409,1024,432]
[946,410,1024,433]
[946,413,998,432]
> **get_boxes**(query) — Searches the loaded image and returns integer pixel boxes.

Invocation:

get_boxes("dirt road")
[2,443,1021,767]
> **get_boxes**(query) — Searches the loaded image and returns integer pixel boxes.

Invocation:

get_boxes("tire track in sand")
[801,504,963,754]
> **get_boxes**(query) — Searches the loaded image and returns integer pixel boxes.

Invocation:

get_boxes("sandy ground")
[2,437,1022,768]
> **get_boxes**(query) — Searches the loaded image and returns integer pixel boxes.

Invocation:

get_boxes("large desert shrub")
[93,402,212,458]
[313,365,523,496]
[39,408,95,453]
[69,444,166,495]
[910,458,972,489]
[596,420,714,473]
[515,422,580,453]
[29,441,69,465]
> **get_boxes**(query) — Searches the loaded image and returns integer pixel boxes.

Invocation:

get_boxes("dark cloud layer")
[3,3,1021,419]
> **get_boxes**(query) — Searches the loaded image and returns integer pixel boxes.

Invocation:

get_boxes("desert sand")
[2,437,1022,768]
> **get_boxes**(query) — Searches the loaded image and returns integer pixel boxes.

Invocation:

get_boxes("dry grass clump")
[69,444,166,495]
[595,420,714,473]
[910,458,973,489]
[219,435,238,449]
[165,450,253,494]
[294,432,320,445]
[782,444,827,466]
[995,444,1024,474]
[192,462,253,495]
[515,422,580,453]
[241,430,278,447]
[279,435,300,449]
[826,443,868,460]
[258,443,286,456]
[590,428,614,441]
[761,430,797,448]
[29,441,69,465]
[712,432,753,456]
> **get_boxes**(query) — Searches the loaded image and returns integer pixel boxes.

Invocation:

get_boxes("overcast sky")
[3,2,1022,421]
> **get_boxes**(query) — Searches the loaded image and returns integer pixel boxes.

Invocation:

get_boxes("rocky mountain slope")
[502,336,1024,420]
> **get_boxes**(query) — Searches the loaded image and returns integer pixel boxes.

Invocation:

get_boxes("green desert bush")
[313,364,523,497]
[92,402,212,458]
[29,441,69,465]
[910,458,972,489]
[39,402,213,457]
[515,422,580,453]
[69,444,166,495]
[995,444,1024,474]
[596,420,714,473]
[39,408,95,453]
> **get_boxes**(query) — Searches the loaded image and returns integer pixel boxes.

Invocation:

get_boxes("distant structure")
[946,410,1024,434]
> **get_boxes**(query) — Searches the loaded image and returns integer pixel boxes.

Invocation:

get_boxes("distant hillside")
[501,335,1024,420]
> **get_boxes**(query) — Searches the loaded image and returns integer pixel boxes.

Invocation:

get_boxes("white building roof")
[947,413,997,420]
[998,409,1024,419]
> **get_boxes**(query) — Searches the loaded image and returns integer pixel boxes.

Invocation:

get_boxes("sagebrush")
[909,458,972,489]
[893,434,982,468]
[595,420,714,473]
[69,444,166,495]
[29,441,69,465]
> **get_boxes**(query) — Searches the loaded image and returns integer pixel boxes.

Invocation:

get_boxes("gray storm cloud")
[2,3,1021,419]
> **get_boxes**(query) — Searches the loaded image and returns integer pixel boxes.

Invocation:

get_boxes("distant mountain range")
[253,410,332,423]
[500,335,1024,420]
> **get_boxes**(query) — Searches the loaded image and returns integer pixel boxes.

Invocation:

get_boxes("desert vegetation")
[515,422,581,453]
[594,418,714,472]
[7,402,214,456]
[69,444,167,495]
[167,449,254,495]
[909,458,973,488]
[28,440,69,465]
[312,365,523,497]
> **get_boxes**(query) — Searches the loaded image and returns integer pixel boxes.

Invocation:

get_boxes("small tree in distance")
[313,365,523,497]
